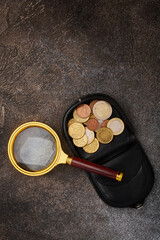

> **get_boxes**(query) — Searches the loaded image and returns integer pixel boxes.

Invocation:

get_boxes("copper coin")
[101,119,109,128]
[73,109,89,123]
[76,104,91,118]
[84,114,95,125]
[87,118,99,131]
[89,100,99,112]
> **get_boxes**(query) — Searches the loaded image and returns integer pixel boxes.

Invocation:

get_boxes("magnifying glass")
[8,122,123,181]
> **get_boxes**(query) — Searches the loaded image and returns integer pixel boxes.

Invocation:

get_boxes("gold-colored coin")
[73,109,89,123]
[83,138,99,153]
[96,127,113,144]
[68,122,85,139]
[90,114,95,119]
[68,118,78,127]
[73,134,88,147]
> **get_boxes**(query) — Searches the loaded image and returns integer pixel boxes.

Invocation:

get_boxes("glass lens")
[13,127,57,171]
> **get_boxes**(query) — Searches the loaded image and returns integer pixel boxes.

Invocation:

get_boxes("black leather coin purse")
[62,93,154,208]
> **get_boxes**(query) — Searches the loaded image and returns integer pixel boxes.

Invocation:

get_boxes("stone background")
[0,0,159,239]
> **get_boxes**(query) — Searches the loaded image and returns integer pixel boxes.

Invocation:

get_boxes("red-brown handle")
[68,156,123,181]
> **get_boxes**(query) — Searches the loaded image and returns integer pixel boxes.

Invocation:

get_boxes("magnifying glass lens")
[13,127,57,171]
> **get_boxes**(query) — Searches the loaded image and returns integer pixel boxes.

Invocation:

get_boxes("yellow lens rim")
[8,122,62,176]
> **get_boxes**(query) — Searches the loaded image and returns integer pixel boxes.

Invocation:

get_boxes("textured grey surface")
[0,0,160,239]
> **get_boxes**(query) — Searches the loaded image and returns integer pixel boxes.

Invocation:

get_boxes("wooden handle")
[68,156,123,181]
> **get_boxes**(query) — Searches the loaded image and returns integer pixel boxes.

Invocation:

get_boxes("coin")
[68,118,78,127]
[96,127,113,144]
[73,109,89,123]
[85,127,95,144]
[68,122,85,139]
[87,118,99,131]
[73,134,88,147]
[97,119,103,127]
[101,119,109,128]
[107,118,124,135]
[93,101,112,120]
[89,100,98,112]
[90,114,95,119]
[76,104,91,118]
[94,119,103,132]
[83,138,99,153]
[84,114,95,125]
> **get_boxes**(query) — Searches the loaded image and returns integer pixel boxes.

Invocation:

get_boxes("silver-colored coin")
[93,101,112,120]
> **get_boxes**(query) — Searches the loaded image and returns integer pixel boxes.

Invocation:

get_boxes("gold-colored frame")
[8,122,63,176]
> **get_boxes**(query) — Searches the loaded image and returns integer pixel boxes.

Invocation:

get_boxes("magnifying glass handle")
[68,157,123,181]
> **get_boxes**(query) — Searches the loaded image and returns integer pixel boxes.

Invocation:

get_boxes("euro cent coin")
[76,104,91,118]
[68,118,78,127]
[96,127,113,144]
[73,134,88,147]
[73,109,89,123]
[84,114,95,125]
[87,118,99,131]
[83,138,99,153]
[68,122,85,139]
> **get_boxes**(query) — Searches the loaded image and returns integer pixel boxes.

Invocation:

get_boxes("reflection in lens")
[13,127,56,171]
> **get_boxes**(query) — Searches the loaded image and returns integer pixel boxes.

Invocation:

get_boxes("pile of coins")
[68,100,125,153]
